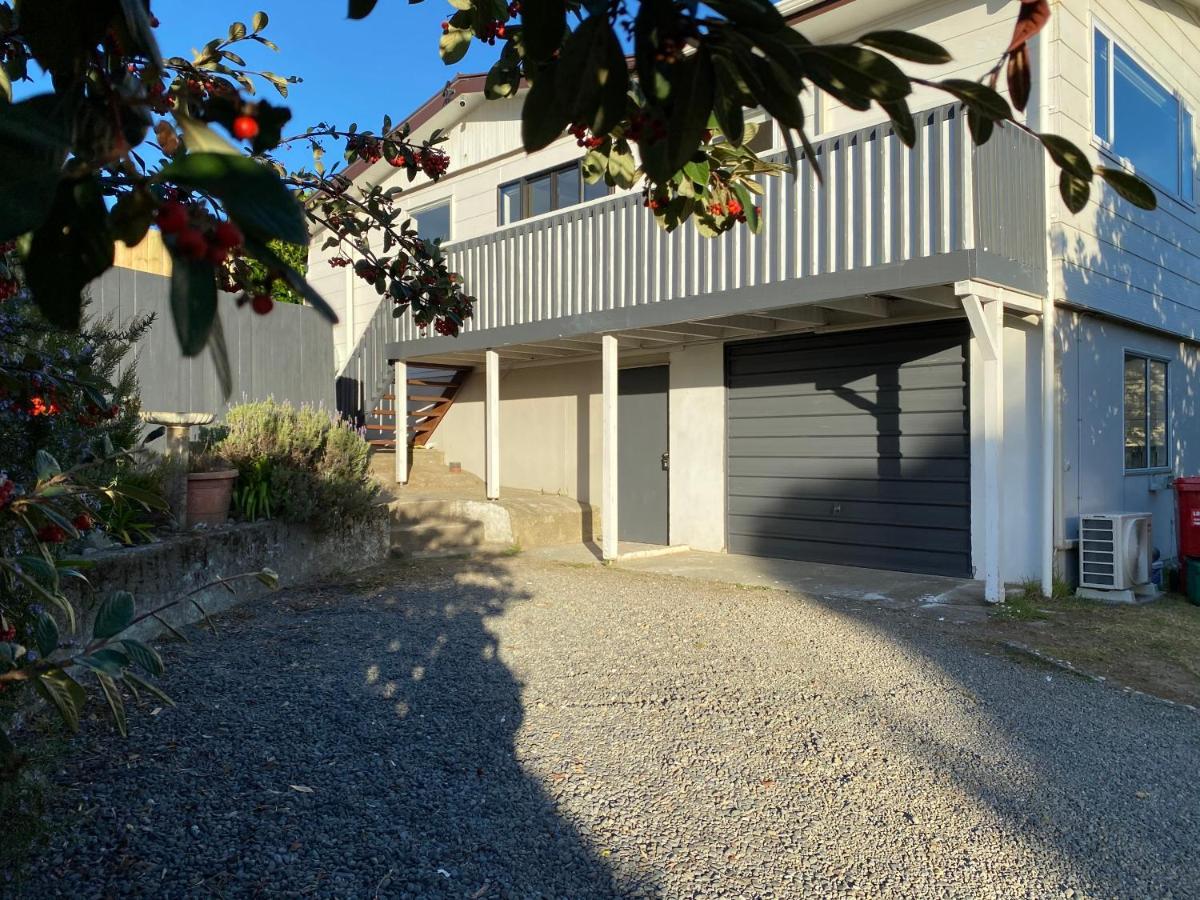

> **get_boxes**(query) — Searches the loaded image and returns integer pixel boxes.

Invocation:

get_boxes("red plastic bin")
[1175,477,1200,590]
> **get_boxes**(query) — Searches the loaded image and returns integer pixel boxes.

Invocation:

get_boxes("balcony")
[384,102,1046,363]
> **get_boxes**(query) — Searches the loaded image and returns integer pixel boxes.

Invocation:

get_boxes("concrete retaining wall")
[67,509,390,642]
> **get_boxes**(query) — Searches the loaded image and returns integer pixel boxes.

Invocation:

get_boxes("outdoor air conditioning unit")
[1077,513,1156,603]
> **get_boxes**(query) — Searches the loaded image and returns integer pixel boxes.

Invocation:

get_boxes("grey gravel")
[13,556,1200,898]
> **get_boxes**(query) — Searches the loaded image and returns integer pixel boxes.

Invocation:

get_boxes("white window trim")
[1091,19,1196,206]
[1122,349,1171,475]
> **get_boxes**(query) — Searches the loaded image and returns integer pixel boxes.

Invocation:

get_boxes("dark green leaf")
[23,175,114,330]
[209,306,233,399]
[0,93,73,240]
[1060,169,1091,214]
[95,672,127,736]
[1096,166,1157,210]
[705,0,787,29]
[940,78,1012,121]
[157,153,307,245]
[34,668,86,733]
[33,611,58,658]
[521,63,571,152]
[522,0,566,62]
[93,591,136,641]
[858,30,952,65]
[77,647,130,676]
[347,0,379,19]
[124,670,175,707]
[168,256,218,357]
[664,51,715,180]
[881,98,916,147]
[0,725,14,758]
[711,54,747,146]
[1039,133,1092,180]
[109,189,157,247]
[439,28,473,65]
[35,449,61,480]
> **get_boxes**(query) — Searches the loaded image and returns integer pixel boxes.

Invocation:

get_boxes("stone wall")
[67,509,390,642]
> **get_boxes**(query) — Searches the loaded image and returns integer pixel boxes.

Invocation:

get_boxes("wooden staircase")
[364,364,468,450]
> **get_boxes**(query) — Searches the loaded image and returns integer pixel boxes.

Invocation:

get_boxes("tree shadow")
[18,555,644,898]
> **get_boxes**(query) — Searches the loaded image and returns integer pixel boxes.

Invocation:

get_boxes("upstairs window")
[1124,353,1168,471]
[1094,29,1195,201]
[498,161,611,225]
[413,199,451,245]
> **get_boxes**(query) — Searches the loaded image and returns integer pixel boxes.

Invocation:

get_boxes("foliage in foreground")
[0,0,1158,387]
[214,398,379,528]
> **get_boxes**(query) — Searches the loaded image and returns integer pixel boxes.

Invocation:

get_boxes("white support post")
[1041,294,1056,598]
[601,334,619,561]
[485,349,500,501]
[394,359,408,485]
[963,293,1005,603]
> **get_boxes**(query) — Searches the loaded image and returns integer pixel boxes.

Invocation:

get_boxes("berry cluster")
[156,201,245,266]
[568,124,605,150]
[0,476,14,512]
[385,147,451,178]
[0,276,18,302]
[0,625,15,643]
[627,113,667,144]
[329,256,351,268]
[28,394,61,417]
[36,525,67,544]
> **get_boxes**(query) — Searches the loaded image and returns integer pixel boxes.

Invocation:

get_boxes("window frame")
[1092,21,1196,204]
[1122,350,1171,474]
[411,197,453,246]
[496,160,612,226]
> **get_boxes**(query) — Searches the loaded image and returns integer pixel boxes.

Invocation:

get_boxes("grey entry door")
[618,365,669,544]
[726,321,971,577]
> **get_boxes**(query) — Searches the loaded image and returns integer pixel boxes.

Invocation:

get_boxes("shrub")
[216,399,377,529]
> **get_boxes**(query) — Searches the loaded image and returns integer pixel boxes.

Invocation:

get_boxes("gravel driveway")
[14,556,1200,898]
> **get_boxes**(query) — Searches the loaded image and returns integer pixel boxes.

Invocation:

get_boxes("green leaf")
[252,11,269,33]
[1039,133,1092,180]
[174,112,240,156]
[858,30,952,65]
[940,78,1012,121]
[33,611,58,658]
[117,0,163,68]
[34,668,86,733]
[123,670,175,707]
[209,305,233,399]
[522,0,566,63]
[93,591,136,641]
[1096,166,1157,211]
[665,50,716,181]
[95,672,127,737]
[78,647,130,675]
[1060,169,1091,214]
[35,449,61,480]
[0,93,73,241]
[109,189,158,247]
[881,98,916,147]
[347,0,379,19]
[256,567,280,589]
[169,255,218,357]
[711,54,747,147]
[157,152,307,245]
[439,28,473,65]
[23,175,114,330]
[521,63,570,152]
[120,639,164,676]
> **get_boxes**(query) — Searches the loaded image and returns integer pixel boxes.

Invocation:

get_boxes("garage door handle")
[661,451,670,471]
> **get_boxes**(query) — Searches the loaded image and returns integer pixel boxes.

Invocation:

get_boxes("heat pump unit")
[1078,513,1155,603]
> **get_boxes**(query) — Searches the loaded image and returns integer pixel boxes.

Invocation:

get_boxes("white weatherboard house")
[310,0,1200,602]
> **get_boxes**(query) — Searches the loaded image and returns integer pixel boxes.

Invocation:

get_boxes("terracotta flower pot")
[186,470,238,527]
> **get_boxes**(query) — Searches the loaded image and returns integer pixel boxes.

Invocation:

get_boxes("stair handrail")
[335,294,399,423]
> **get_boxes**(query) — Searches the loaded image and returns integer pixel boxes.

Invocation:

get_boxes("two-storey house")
[310,0,1200,602]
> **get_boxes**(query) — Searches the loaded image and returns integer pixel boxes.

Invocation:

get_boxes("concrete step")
[391,518,484,557]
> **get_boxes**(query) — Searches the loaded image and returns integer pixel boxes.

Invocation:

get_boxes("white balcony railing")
[397,102,1045,345]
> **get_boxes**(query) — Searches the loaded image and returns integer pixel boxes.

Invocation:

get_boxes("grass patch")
[985,583,1200,706]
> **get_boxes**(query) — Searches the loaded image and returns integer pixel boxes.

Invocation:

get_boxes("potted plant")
[186,449,238,527]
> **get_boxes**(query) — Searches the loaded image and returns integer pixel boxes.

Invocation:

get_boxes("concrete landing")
[528,545,990,622]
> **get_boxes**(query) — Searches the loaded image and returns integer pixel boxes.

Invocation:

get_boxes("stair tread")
[408,393,454,402]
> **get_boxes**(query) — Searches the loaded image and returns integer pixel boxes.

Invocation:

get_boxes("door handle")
[661,451,670,471]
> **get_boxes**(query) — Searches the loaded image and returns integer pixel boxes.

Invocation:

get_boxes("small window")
[413,200,451,245]
[498,160,611,225]
[1094,29,1195,199]
[1124,354,1168,471]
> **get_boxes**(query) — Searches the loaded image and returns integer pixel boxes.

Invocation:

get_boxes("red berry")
[212,221,243,249]
[441,20,450,31]
[156,200,188,234]
[72,513,93,531]
[232,115,259,140]
[174,228,207,260]
[36,525,67,544]
[251,293,274,315]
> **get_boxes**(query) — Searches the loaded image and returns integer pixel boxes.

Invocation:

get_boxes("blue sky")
[156,1,501,167]
[20,1,501,170]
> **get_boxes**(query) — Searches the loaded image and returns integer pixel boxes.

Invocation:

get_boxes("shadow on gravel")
[14,555,642,898]
[349,555,644,898]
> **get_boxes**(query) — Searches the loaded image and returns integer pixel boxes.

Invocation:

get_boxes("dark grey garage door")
[726,321,971,577]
